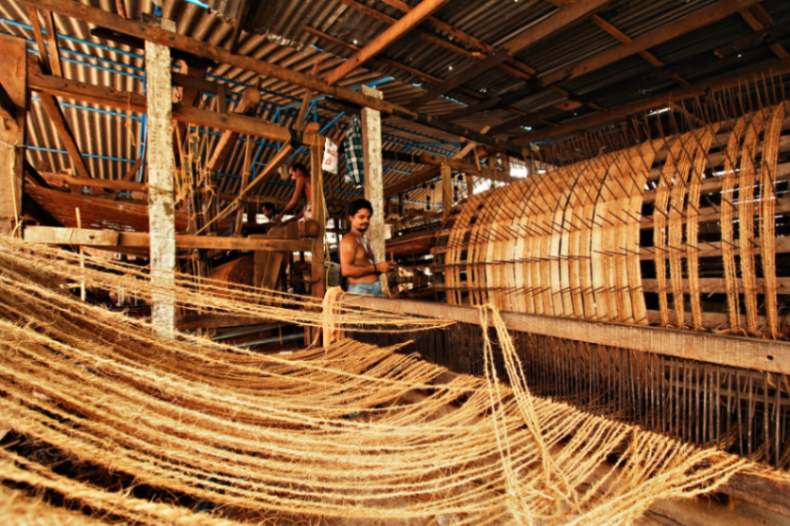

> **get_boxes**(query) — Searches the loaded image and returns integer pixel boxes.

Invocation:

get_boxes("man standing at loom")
[340,199,394,296]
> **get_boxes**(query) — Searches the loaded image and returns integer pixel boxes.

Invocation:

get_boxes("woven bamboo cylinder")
[443,102,790,339]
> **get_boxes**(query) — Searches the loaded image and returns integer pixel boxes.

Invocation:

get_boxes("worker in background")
[340,198,394,297]
[260,202,277,223]
[274,162,312,222]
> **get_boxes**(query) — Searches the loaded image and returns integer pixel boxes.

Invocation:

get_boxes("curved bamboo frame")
[445,103,787,339]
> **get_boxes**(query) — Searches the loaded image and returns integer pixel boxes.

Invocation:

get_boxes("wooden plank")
[343,295,790,375]
[40,171,147,192]
[145,18,176,338]
[24,225,119,245]
[0,35,26,235]
[361,86,387,290]
[23,226,312,251]
[323,0,447,85]
[24,183,189,232]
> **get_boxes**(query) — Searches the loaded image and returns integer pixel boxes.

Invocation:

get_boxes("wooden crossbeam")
[515,59,790,143]
[28,70,323,146]
[385,164,438,196]
[493,0,760,134]
[205,86,260,172]
[37,93,91,179]
[28,15,90,180]
[24,226,312,251]
[739,4,790,60]
[411,0,608,106]
[323,0,447,85]
[541,0,758,87]
[382,150,511,181]
[24,0,521,155]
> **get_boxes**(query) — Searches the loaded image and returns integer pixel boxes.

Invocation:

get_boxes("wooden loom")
[357,101,790,477]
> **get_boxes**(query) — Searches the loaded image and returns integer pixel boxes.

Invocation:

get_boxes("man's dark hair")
[289,162,308,176]
[348,198,373,217]
[261,202,276,214]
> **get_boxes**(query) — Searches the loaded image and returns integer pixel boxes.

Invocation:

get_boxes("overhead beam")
[323,0,447,85]
[385,164,438,196]
[28,70,323,146]
[515,59,790,143]
[412,0,608,106]
[739,4,790,60]
[24,0,522,155]
[382,150,511,182]
[487,0,760,134]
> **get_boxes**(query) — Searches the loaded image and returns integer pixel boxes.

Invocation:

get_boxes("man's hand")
[375,261,396,273]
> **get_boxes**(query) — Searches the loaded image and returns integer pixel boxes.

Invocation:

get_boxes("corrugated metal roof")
[1,0,788,204]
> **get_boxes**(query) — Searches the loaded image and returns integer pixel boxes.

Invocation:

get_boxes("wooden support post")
[145,19,176,338]
[440,162,452,220]
[361,85,386,289]
[0,36,26,236]
[309,125,326,300]
[465,174,475,197]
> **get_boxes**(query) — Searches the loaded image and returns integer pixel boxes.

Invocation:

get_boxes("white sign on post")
[322,138,339,174]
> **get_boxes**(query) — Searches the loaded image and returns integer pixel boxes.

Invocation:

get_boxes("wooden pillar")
[361,86,386,286]
[0,36,26,236]
[145,19,176,337]
[441,162,452,220]
[465,173,475,197]
[309,125,326,299]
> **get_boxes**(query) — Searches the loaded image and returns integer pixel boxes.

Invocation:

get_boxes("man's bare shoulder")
[340,232,358,248]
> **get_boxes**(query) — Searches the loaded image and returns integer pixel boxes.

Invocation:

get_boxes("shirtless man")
[274,163,312,222]
[340,198,395,297]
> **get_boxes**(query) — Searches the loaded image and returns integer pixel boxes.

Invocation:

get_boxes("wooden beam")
[37,93,91,179]
[361,86,387,287]
[324,0,446,85]
[24,0,521,155]
[23,226,313,251]
[538,0,759,89]
[0,35,26,235]
[309,133,326,300]
[440,162,451,221]
[739,5,790,60]
[412,0,608,105]
[41,9,62,76]
[588,13,689,87]
[205,86,260,172]
[516,59,790,143]
[489,0,760,134]
[382,150,511,182]
[27,70,323,147]
[385,164,437,197]
[343,295,790,375]
[40,171,146,192]
[145,18,176,338]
